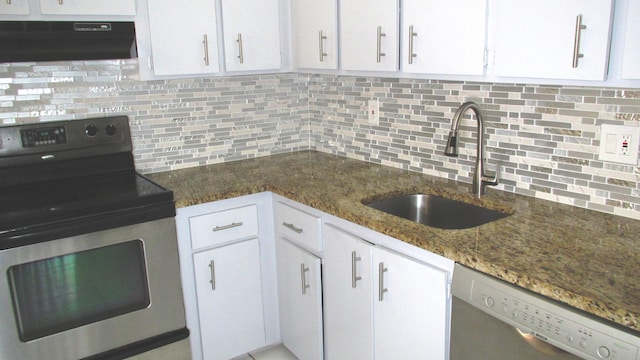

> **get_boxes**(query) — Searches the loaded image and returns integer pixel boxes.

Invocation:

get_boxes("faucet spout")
[444,102,500,196]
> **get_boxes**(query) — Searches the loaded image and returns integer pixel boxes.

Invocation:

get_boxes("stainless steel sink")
[364,194,511,229]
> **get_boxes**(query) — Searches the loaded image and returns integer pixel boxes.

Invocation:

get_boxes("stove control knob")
[85,124,98,137]
[105,124,117,136]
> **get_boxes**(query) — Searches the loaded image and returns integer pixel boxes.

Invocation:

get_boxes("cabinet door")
[39,0,136,15]
[193,239,266,360]
[221,0,282,72]
[147,0,219,76]
[0,0,29,15]
[372,246,450,359]
[402,0,486,75]
[621,0,640,79]
[340,0,399,71]
[291,0,337,69]
[276,238,323,360]
[323,225,374,360]
[490,0,613,80]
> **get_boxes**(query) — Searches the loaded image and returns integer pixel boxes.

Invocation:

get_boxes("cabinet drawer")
[276,202,322,252]
[189,205,258,250]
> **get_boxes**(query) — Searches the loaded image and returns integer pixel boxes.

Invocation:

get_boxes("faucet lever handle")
[482,160,500,186]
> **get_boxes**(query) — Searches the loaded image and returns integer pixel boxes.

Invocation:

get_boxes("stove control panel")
[458,268,640,360]
[0,116,131,165]
[21,126,68,147]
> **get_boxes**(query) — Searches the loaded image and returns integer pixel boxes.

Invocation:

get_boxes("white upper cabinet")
[402,0,487,76]
[221,0,282,72]
[620,0,640,79]
[489,0,614,81]
[291,0,337,69]
[340,0,399,71]
[39,0,136,15]
[0,0,30,15]
[147,0,219,76]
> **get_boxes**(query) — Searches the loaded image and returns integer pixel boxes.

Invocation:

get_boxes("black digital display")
[20,126,67,147]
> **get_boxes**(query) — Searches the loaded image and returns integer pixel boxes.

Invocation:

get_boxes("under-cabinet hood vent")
[0,21,137,63]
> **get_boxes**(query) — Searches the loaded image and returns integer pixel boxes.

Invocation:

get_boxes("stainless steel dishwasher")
[451,264,639,360]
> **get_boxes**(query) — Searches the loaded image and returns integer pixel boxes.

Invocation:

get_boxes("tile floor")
[128,338,297,359]
[233,344,298,360]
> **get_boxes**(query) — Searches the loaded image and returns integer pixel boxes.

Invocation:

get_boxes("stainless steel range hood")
[0,21,137,63]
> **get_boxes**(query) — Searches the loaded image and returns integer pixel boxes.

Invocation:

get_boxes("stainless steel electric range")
[0,115,188,360]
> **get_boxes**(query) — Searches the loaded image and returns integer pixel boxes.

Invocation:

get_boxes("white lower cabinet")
[177,193,452,360]
[323,225,374,359]
[175,193,278,360]
[193,239,266,360]
[323,224,451,359]
[275,238,324,360]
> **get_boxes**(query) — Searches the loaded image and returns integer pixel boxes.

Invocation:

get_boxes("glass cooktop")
[0,171,175,249]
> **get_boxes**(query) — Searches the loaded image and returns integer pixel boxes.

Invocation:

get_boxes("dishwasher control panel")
[453,265,639,360]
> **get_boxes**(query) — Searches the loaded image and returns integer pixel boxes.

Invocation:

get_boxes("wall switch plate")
[599,124,640,164]
[368,99,379,125]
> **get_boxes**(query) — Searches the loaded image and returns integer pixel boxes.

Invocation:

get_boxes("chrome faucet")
[444,102,499,196]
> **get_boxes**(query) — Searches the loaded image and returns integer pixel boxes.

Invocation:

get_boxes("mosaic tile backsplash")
[1,61,639,220]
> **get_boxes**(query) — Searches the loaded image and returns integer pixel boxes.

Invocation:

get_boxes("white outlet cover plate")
[598,124,640,165]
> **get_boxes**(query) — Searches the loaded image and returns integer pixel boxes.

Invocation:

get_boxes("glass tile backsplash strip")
[1,61,638,219]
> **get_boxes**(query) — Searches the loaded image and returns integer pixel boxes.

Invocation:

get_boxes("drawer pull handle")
[212,222,243,232]
[352,251,362,288]
[300,263,310,295]
[378,262,388,301]
[209,260,216,291]
[283,222,303,234]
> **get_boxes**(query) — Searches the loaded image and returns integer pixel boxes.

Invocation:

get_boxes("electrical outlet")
[599,124,640,164]
[368,99,379,125]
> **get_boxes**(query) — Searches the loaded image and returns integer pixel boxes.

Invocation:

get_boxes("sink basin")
[364,194,511,229]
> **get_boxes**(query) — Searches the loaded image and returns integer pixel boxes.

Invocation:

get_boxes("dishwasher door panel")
[451,297,581,360]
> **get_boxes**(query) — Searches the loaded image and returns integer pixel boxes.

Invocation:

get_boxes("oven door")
[0,218,187,360]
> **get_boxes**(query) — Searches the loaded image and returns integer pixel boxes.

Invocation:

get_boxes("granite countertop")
[147,150,640,333]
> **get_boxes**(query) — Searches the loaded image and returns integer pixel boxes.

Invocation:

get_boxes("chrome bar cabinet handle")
[212,222,243,232]
[376,26,386,63]
[300,263,310,295]
[58,0,63,4]
[209,260,216,291]
[351,251,362,288]
[572,15,586,68]
[319,30,328,62]
[282,222,303,234]
[202,34,210,66]
[237,33,244,64]
[408,25,417,65]
[378,262,388,301]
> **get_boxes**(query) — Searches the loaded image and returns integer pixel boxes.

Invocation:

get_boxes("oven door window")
[7,240,150,342]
